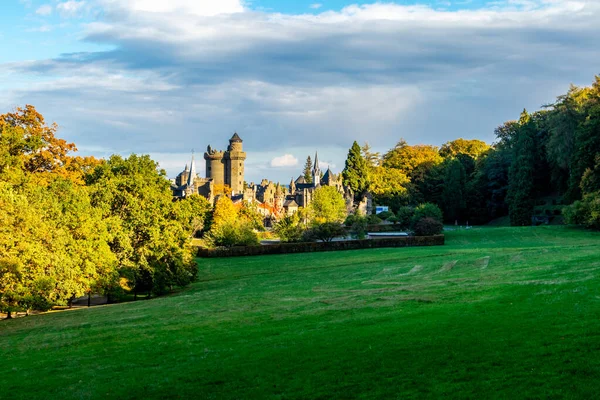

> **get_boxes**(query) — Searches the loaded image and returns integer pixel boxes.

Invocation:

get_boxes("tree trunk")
[88,292,91,307]
[6,311,12,319]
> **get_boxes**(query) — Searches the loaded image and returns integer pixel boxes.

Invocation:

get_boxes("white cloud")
[310,3,322,9]
[35,4,53,16]
[57,1,86,17]
[98,0,244,16]
[271,154,299,168]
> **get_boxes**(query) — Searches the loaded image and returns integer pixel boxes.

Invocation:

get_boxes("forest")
[0,106,211,317]
[341,76,600,228]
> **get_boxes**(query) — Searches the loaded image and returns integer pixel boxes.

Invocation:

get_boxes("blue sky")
[1,0,599,183]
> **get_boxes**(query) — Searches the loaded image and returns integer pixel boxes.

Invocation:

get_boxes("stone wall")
[197,235,444,258]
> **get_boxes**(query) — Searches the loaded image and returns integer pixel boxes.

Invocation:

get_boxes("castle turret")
[225,132,246,194]
[204,145,226,186]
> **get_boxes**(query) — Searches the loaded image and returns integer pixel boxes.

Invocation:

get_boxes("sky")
[1,0,599,184]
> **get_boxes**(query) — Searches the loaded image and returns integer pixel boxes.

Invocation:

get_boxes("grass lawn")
[2,226,600,399]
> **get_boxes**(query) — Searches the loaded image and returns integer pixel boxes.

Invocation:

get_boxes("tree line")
[0,106,211,318]
[342,76,600,228]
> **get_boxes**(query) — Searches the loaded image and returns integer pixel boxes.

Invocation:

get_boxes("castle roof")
[322,168,333,185]
[295,175,306,185]
[283,199,299,208]
[230,132,242,143]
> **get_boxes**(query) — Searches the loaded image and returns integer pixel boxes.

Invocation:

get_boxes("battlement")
[204,149,225,160]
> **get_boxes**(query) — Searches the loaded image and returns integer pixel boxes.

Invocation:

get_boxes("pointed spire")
[230,132,242,143]
[184,163,189,171]
[312,151,321,186]
[187,151,197,188]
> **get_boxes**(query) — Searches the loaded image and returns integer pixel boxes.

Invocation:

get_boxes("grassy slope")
[2,226,600,399]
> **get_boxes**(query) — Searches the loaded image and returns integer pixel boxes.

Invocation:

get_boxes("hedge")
[197,235,444,258]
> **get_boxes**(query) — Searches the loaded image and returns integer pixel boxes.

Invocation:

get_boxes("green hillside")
[2,226,600,399]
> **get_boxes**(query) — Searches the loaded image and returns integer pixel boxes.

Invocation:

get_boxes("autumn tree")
[382,139,443,176]
[0,105,100,184]
[86,154,198,296]
[439,138,490,159]
[361,142,381,167]
[309,186,347,223]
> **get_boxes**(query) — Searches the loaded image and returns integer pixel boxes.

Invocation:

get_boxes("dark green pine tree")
[507,110,537,226]
[303,156,313,184]
[442,159,467,223]
[342,141,370,198]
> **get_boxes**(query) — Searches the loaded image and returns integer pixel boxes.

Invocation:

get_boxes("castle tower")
[312,151,321,187]
[204,145,226,186]
[225,132,247,194]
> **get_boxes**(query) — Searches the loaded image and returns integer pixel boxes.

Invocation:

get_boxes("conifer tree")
[303,156,313,183]
[342,141,370,198]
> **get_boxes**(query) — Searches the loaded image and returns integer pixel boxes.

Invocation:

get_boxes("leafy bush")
[304,222,346,242]
[350,214,368,239]
[202,220,259,248]
[273,214,305,243]
[396,206,415,228]
[387,216,399,224]
[367,214,383,225]
[564,193,600,229]
[411,203,443,228]
[413,217,444,236]
[344,213,357,227]
[376,211,395,220]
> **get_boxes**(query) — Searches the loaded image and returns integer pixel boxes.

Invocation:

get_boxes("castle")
[171,133,359,222]
[171,133,247,202]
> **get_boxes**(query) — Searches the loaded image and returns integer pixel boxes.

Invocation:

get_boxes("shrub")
[202,220,259,248]
[304,222,346,242]
[387,216,399,224]
[350,214,368,239]
[411,203,443,228]
[396,206,415,228]
[413,217,444,236]
[564,193,600,229]
[376,211,395,221]
[367,214,383,225]
[344,213,357,227]
[273,215,305,243]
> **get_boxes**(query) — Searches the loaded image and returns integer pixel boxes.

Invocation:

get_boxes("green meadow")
[2,226,600,399]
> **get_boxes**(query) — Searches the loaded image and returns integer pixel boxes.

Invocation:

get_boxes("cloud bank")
[3,0,600,182]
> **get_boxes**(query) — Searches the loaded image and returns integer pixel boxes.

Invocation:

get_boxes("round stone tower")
[204,146,225,186]
[225,132,247,194]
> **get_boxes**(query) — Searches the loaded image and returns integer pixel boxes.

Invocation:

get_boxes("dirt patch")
[510,254,525,263]
[440,260,458,272]
[407,265,423,274]
[477,257,490,269]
